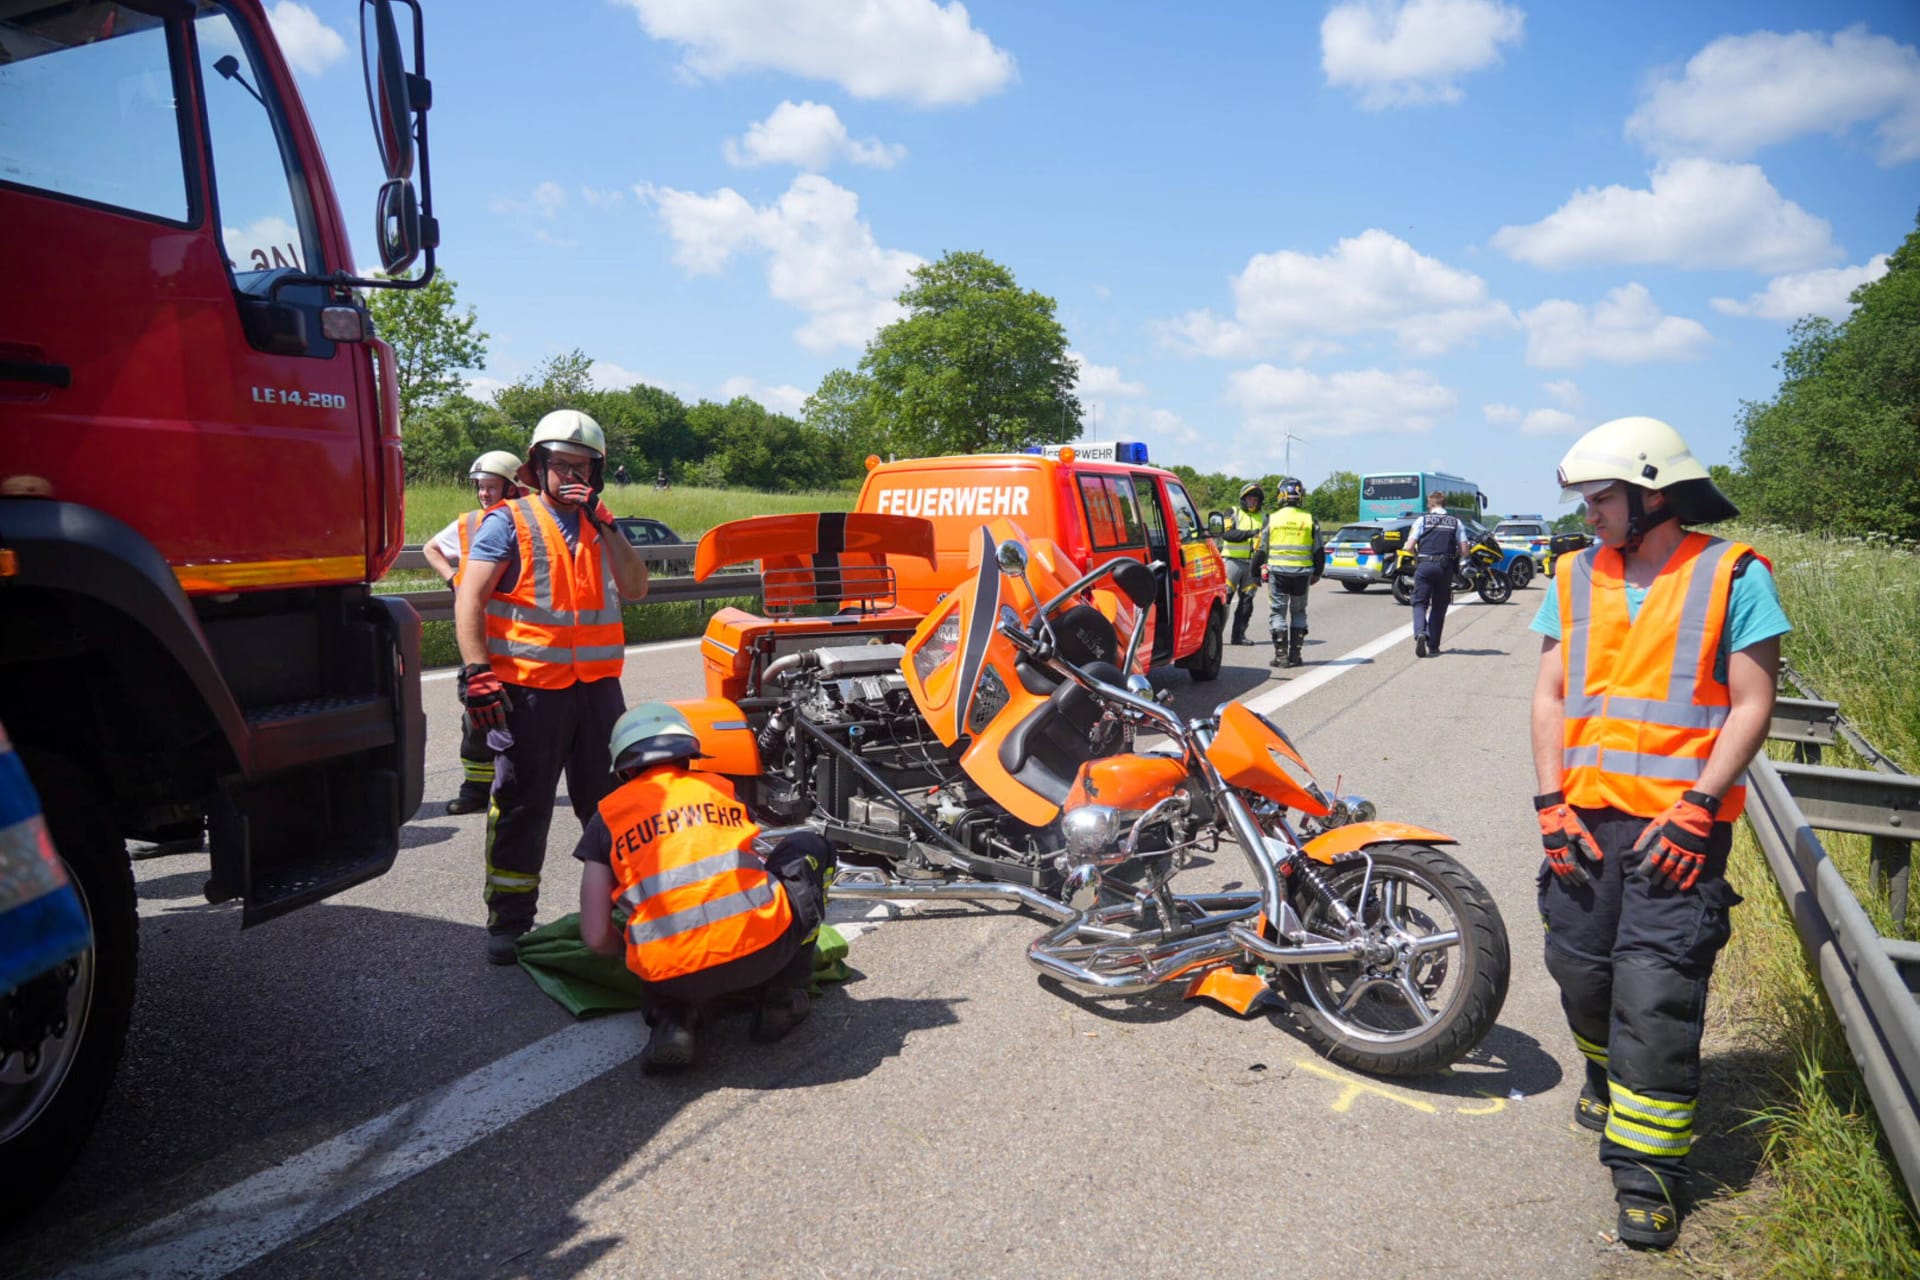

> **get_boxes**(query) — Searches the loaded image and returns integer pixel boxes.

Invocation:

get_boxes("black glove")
[460,663,513,733]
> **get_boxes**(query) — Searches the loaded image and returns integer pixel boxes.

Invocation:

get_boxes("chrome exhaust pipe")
[1227,923,1371,967]
[829,874,1078,922]
[1026,926,1246,996]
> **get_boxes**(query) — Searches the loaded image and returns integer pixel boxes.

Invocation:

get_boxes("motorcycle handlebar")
[998,618,1185,738]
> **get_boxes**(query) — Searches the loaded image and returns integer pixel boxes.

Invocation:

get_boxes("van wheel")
[1181,607,1225,682]
[1341,581,1368,593]
[0,753,136,1230]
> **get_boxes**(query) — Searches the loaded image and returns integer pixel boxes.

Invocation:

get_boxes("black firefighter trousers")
[645,831,832,1023]
[1537,806,1741,1198]
[484,677,626,937]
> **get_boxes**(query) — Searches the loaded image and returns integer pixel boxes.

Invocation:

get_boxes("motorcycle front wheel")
[1281,843,1510,1077]
[1389,571,1412,606]
[1477,571,1512,605]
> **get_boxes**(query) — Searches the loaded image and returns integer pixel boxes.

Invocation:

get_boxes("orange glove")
[1534,790,1601,887]
[1633,791,1719,891]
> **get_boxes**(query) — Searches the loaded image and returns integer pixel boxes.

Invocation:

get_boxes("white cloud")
[1068,351,1146,400]
[1541,379,1584,409]
[491,181,570,219]
[1492,158,1838,273]
[639,174,924,352]
[1520,408,1581,437]
[465,375,510,401]
[267,2,347,76]
[580,186,628,208]
[725,101,906,171]
[1168,229,1514,360]
[617,0,1015,106]
[1627,26,1920,166]
[1711,255,1891,321]
[1321,0,1524,109]
[222,215,304,271]
[718,375,809,415]
[1225,365,1458,438]
[1521,284,1713,369]
[1483,402,1522,425]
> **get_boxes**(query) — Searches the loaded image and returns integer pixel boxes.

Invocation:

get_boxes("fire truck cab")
[856,443,1228,681]
[0,0,435,1224]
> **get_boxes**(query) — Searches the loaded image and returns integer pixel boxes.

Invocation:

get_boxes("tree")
[858,251,1081,456]
[1306,470,1359,526]
[366,272,488,423]
[1735,209,1920,540]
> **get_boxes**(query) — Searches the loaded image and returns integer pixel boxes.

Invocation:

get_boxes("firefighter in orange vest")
[424,450,523,815]
[455,411,650,964]
[576,703,830,1074]
[1529,417,1789,1250]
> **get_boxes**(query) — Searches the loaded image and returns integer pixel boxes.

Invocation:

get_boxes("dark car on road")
[614,516,691,575]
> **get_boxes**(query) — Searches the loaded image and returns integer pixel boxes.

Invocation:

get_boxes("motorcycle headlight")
[913,614,962,683]
[1319,795,1377,828]
[1061,804,1120,861]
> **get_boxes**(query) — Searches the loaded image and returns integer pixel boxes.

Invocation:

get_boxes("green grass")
[415,596,759,669]
[1670,523,1920,1274]
[403,482,857,545]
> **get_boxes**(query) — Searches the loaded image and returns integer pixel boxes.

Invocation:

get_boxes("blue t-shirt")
[1530,548,1790,680]
[467,502,582,594]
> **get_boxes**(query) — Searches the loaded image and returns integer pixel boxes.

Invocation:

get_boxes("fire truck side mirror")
[375,179,422,274]
[362,0,414,182]
[1206,511,1225,538]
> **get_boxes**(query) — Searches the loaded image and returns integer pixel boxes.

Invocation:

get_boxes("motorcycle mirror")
[1124,673,1153,698]
[1112,559,1157,608]
[995,540,1029,577]
[1207,511,1225,537]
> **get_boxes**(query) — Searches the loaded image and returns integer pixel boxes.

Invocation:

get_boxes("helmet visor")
[1558,474,1620,506]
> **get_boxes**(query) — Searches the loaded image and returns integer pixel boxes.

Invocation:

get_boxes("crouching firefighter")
[576,704,831,1075]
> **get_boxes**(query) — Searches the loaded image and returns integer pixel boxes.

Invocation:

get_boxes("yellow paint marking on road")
[1453,1093,1508,1116]
[1295,1058,1438,1114]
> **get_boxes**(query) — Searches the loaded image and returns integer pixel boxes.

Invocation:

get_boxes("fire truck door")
[1131,474,1178,662]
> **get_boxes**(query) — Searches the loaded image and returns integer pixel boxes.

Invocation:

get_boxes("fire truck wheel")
[0,753,137,1230]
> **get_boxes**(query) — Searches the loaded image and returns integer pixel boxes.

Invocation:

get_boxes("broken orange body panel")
[1302,821,1457,861]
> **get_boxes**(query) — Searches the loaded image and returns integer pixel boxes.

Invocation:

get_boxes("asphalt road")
[6,577,1648,1279]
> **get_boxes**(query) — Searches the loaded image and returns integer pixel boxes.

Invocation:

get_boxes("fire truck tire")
[0,753,137,1230]
[1181,607,1225,683]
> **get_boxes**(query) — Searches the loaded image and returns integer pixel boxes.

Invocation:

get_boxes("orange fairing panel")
[1065,755,1187,813]
[1183,967,1274,1014]
[694,512,937,581]
[669,697,763,777]
[1206,701,1330,816]
[1302,821,1456,862]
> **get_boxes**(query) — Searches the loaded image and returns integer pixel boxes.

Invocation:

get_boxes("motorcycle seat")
[998,660,1126,806]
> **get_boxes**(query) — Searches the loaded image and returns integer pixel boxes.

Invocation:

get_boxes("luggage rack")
[760,562,900,616]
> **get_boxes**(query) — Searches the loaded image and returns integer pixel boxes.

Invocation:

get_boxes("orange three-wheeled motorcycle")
[675,513,1510,1076]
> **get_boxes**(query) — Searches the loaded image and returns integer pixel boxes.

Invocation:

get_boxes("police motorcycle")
[675,514,1511,1077]
[1382,529,1518,606]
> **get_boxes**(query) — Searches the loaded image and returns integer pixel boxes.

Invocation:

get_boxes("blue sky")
[275,0,1920,515]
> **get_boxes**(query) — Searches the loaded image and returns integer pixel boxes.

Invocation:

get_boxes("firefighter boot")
[1269,637,1287,668]
[1287,631,1305,668]
[749,988,812,1044]
[642,1008,698,1075]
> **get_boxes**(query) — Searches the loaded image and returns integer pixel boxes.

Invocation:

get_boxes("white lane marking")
[421,637,703,682]
[70,1016,652,1280]
[83,598,1479,1276]
[1241,601,1467,716]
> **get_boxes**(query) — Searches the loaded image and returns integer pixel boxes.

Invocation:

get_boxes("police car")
[1324,521,1395,591]
[1493,516,1552,568]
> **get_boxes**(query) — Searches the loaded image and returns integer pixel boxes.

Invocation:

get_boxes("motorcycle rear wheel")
[1281,843,1509,1077]
[1389,571,1412,606]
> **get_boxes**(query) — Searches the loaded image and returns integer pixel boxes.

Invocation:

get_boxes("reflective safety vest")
[450,509,485,588]
[600,767,792,983]
[483,496,625,689]
[1222,508,1262,560]
[1557,532,1753,821]
[1266,507,1316,573]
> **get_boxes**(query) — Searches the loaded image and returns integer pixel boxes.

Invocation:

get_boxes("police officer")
[423,450,523,814]
[575,704,830,1074]
[1530,417,1788,1249]
[454,410,651,964]
[1256,478,1323,668]
[1218,482,1265,645]
[1406,490,1467,657]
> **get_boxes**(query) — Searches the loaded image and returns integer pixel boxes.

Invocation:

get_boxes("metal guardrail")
[1756,665,1920,1212]
[383,544,763,623]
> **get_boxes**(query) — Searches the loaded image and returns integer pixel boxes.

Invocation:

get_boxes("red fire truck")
[0,0,435,1221]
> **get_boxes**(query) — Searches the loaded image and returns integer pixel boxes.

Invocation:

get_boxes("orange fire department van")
[854,444,1228,680]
